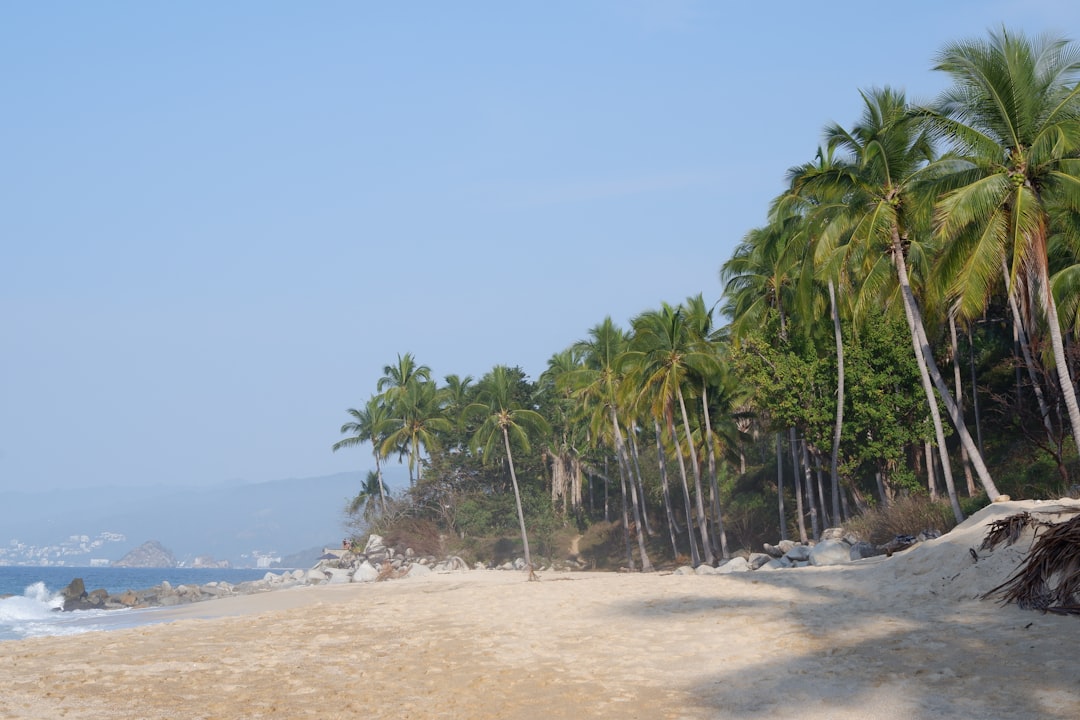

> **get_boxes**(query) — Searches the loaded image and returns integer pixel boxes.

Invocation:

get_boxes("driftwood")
[983,512,1080,615]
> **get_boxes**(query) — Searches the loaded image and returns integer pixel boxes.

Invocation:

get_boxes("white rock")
[407,563,433,578]
[809,539,852,566]
[716,557,750,573]
[352,560,379,583]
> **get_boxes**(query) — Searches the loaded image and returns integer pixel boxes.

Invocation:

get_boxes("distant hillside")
[0,469,407,567]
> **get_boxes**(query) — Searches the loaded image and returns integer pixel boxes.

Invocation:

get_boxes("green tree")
[467,365,551,574]
[928,28,1080,449]
[332,396,392,512]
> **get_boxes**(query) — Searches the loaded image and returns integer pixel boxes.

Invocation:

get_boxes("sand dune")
[1,499,1078,719]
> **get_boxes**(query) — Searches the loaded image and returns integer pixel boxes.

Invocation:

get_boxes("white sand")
[1,499,1078,719]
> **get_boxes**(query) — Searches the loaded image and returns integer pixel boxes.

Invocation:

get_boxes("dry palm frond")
[980,512,1042,550]
[984,514,1080,614]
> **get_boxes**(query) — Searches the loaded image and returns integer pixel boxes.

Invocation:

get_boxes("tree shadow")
[609,568,1078,719]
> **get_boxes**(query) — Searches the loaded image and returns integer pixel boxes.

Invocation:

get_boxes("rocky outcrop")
[113,540,177,568]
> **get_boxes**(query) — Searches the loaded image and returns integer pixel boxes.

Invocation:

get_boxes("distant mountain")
[0,469,406,567]
[114,540,177,568]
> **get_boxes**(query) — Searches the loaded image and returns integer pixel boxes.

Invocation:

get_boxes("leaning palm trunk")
[827,280,844,525]
[892,234,979,515]
[1036,261,1080,453]
[501,427,533,572]
[676,386,714,564]
[611,408,652,571]
[800,439,819,540]
[627,427,654,536]
[653,418,681,560]
[1003,263,1057,447]
[668,411,701,566]
[949,313,977,497]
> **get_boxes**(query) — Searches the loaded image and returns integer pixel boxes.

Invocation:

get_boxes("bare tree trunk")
[949,313,977,497]
[801,440,819,540]
[925,440,938,501]
[702,386,730,559]
[1003,263,1057,447]
[669,413,701,566]
[627,426,654,536]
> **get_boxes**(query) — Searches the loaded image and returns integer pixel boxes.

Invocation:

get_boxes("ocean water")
[0,566,291,641]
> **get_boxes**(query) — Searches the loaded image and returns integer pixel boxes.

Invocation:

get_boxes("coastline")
[1,500,1078,719]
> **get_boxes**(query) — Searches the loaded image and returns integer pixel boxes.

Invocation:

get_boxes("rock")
[849,541,880,561]
[747,553,772,570]
[115,590,140,606]
[879,535,917,556]
[364,534,386,554]
[407,563,433,578]
[809,539,851,566]
[325,568,352,584]
[917,529,942,542]
[784,545,812,562]
[993,494,1011,503]
[352,561,379,583]
[759,558,789,571]
[694,564,719,575]
[762,543,784,558]
[777,540,798,554]
[673,565,696,575]
[819,527,846,542]
[716,557,750,574]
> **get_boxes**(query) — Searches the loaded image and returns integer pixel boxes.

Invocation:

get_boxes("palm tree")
[381,378,452,483]
[467,365,550,574]
[332,396,392,512]
[346,470,389,522]
[565,319,654,571]
[817,86,996,511]
[927,28,1080,448]
[627,303,715,565]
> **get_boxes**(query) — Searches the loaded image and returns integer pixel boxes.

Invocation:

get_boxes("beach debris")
[983,512,1080,615]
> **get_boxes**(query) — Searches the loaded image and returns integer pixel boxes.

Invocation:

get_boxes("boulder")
[819,527,846,542]
[777,540,799,554]
[784,545,812,562]
[364,534,386,554]
[809,539,851,567]
[352,561,379,583]
[759,558,789,571]
[716,557,750,574]
[673,565,696,576]
[762,543,784,558]
[407,563,433,578]
[694,564,719,575]
[849,541,880,561]
[325,568,352,584]
[747,553,772,570]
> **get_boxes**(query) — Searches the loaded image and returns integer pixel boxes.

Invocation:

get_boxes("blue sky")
[4,2,1079,491]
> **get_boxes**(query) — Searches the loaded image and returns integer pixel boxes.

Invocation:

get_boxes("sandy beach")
[1,500,1078,720]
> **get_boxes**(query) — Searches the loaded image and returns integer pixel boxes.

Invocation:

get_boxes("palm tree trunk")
[788,428,808,544]
[776,432,787,541]
[611,408,652,572]
[627,426,654,536]
[1003,263,1057,446]
[892,235,998,502]
[653,418,681,560]
[373,452,387,512]
[701,386,730,559]
[668,412,701,566]
[1038,265,1080,453]
[827,279,844,526]
[969,329,985,457]
[949,313,977,497]
[800,440,819,540]
[925,440,937,500]
[676,386,713,564]
[501,427,532,572]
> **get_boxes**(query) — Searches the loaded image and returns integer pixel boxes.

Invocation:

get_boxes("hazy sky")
[4,2,1079,491]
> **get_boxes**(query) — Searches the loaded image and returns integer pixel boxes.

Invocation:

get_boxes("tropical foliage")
[333,29,1080,569]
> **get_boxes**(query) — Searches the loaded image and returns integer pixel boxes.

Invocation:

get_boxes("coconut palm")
[565,319,654,571]
[467,365,551,574]
[816,86,995,513]
[381,378,452,484]
[926,29,1080,448]
[346,470,389,521]
[626,303,715,565]
[332,396,392,512]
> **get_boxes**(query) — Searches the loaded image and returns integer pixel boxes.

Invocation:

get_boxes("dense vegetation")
[335,29,1080,569]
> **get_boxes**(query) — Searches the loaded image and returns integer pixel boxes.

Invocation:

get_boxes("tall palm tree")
[332,396,392,512]
[565,319,654,571]
[381,378,452,483]
[346,470,389,522]
[626,304,715,565]
[817,86,996,511]
[467,365,550,574]
[927,28,1080,448]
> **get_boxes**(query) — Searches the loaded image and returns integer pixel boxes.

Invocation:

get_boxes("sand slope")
[1,499,1078,719]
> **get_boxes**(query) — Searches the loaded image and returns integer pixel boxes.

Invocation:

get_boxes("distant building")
[89,558,110,567]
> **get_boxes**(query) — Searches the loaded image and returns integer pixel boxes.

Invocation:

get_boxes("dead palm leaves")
[983,511,1080,615]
